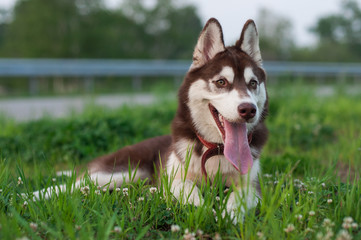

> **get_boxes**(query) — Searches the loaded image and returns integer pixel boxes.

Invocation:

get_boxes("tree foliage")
[0,0,202,59]
[294,0,361,62]
[256,8,295,61]
[1,0,360,62]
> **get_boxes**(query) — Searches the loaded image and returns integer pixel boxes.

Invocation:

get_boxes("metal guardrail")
[0,59,190,77]
[264,61,361,77]
[1,59,361,77]
[1,59,361,94]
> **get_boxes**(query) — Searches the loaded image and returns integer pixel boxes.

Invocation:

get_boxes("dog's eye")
[249,79,258,89]
[215,78,228,87]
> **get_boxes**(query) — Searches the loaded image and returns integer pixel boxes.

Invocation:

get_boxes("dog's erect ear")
[236,20,262,66]
[191,18,225,69]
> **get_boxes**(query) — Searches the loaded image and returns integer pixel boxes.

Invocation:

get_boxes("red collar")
[196,133,253,182]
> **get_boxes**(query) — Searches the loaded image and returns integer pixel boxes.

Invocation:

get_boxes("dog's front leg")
[225,185,259,224]
[170,179,203,206]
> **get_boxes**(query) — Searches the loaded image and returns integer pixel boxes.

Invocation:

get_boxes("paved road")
[0,94,158,121]
[1,85,360,122]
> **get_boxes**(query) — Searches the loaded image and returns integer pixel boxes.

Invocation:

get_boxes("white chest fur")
[166,139,260,186]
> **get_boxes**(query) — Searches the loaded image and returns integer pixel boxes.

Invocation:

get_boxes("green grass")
[0,82,360,239]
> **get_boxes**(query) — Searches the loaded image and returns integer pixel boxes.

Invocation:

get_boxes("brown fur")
[87,135,171,182]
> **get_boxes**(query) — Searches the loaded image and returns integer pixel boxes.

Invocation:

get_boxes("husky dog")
[31,18,268,223]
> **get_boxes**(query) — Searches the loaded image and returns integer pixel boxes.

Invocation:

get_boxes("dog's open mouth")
[209,104,226,138]
[208,104,253,174]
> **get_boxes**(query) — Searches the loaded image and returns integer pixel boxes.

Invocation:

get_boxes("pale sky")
[0,0,349,46]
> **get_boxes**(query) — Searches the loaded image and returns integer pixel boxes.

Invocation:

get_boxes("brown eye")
[250,79,258,89]
[215,78,228,87]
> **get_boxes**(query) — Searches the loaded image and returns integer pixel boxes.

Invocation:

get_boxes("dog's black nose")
[238,103,257,120]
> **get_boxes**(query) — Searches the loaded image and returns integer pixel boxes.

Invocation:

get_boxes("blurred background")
[0,0,360,120]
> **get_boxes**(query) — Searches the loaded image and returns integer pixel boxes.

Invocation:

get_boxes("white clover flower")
[336,229,352,240]
[183,230,196,240]
[115,188,121,192]
[149,187,157,194]
[342,222,351,229]
[102,188,107,193]
[212,208,217,216]
[122,188,129,196]
[284,224,295,233]
[351,222,358,229]
[215,196,220,202]
[214,233,222,240]
[166,207,171,211]
[94,190,101,195]
[316,232,324,240]
[305,228,314,233]
[327,199,333,204]
[196,229,204,236]
[296,214,303,221]
[322,218,335,228]
[256,231,264,239]
[324,230,334,240]
[17,177,23,185]
[114,226,122,233]
[80,186,90,196]
[171,224,181,233]
[52,178,56,182]
[138,197,144,202]
[321,183,326,188]
[29,222,38,231]
[343,217,353,224]
[323,218,331,224]
[309,211,315,216]
[308,191,314,195]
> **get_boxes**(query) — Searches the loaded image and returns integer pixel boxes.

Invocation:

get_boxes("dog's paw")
[224,192,245,224]
[224,191,259,225]
[186,189,203,206]
[171,179,203,206]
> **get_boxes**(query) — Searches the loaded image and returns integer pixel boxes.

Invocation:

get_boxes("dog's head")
[178,18,268,174]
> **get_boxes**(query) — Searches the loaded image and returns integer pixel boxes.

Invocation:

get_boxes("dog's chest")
[170,139,240,184]
[188,151,239,181]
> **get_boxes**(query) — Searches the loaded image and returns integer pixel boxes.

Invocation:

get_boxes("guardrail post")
[132,76,142,91]
[29,77,39,95]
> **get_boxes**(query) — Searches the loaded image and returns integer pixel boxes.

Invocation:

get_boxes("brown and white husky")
[31,18,268,223]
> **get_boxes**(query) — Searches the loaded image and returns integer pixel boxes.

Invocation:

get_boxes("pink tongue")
[223,119,253,175]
